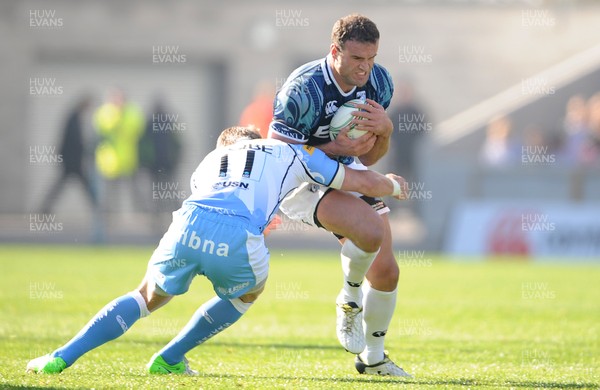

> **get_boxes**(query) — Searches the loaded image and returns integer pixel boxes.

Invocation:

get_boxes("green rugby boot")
[26,354,67,374]
[147,353,198,376]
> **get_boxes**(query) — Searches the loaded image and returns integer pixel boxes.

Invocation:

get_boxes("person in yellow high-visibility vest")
[94,89,145,180]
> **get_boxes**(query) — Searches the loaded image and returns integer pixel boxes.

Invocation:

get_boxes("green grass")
[0,245,598,389]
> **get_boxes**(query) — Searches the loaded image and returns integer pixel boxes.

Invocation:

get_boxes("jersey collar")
[323,56,357,98]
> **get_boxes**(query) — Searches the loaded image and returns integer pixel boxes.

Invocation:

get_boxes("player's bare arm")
[341,168,408,200]
[352,98,393,166]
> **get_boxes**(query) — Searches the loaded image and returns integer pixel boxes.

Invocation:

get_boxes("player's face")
[330,40,378,91]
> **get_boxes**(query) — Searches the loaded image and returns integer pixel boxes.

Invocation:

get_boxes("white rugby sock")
[229,297,253,314]
[360,286,397,365]
[340,240,379,303]
[128,290,151,318]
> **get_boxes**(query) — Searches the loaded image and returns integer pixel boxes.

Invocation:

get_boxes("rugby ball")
[329,99,368,140]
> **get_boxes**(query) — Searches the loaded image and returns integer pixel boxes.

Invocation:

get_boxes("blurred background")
[1,0,600,260]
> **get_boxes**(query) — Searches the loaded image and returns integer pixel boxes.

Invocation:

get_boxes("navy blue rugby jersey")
[270,56,394,164]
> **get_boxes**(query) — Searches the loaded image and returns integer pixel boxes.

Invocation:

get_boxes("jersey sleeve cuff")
[328,163,345,189]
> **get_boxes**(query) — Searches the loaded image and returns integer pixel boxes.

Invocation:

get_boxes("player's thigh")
[200,223,269,301]
[316,189,384,252]
[365,212,399,291]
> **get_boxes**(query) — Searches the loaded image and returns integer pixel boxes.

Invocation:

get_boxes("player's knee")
[239,291,260,303]
[353,215,385,253]
[128,290,151,318]
[136,279,172,312]
[136,284,151,306]
[239,279,266,303]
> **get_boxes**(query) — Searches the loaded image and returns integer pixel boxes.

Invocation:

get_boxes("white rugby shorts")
[279,160,390,228]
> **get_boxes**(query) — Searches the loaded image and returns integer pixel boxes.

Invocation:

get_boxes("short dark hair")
[331,14,380,50]
[217,126,262,147]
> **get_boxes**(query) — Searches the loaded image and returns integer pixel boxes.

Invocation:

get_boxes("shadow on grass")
[4,373,595,389]
[501,380,597,389]
[206,340,343,350]
[0,386,85,390]
[409,378,597,389]
[195,373,598,388]
[133,338,342,351]
[195,371,412,385]
[12,342,596,389]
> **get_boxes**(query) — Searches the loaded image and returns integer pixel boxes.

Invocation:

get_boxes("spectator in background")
[480,114,518,167]
[139,96,182,182]
[95,88,145,180]
[386,78,429,182]
[522,124,545,147]
[139,96,183,213]
[239,80,275,139]
[94,88,145,212]
[40,94,97,214]
[561,94,590,165]
[521,124,553,162]
[583,92,600,165]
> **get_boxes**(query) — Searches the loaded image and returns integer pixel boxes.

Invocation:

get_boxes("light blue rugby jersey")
[270,56,394,165]
[186,139,345,233]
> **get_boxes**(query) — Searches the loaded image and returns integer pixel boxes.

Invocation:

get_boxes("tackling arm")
[340,167,407,200]
[293,143,406,200]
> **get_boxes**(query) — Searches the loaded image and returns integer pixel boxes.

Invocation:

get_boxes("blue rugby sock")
[52,292,148,366]
[159,296,245,365]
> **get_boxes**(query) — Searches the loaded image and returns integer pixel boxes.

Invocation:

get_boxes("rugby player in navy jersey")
[26,126,409,375]
[269,14,411,376]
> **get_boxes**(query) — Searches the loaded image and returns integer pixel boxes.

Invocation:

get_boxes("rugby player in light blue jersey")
[27,126,408,376]
[269,14,411,376]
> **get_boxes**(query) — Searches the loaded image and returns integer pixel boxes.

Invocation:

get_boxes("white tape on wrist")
[389,177,402,197]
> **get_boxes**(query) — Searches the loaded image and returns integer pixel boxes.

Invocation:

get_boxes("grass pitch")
[0,245,598,389]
